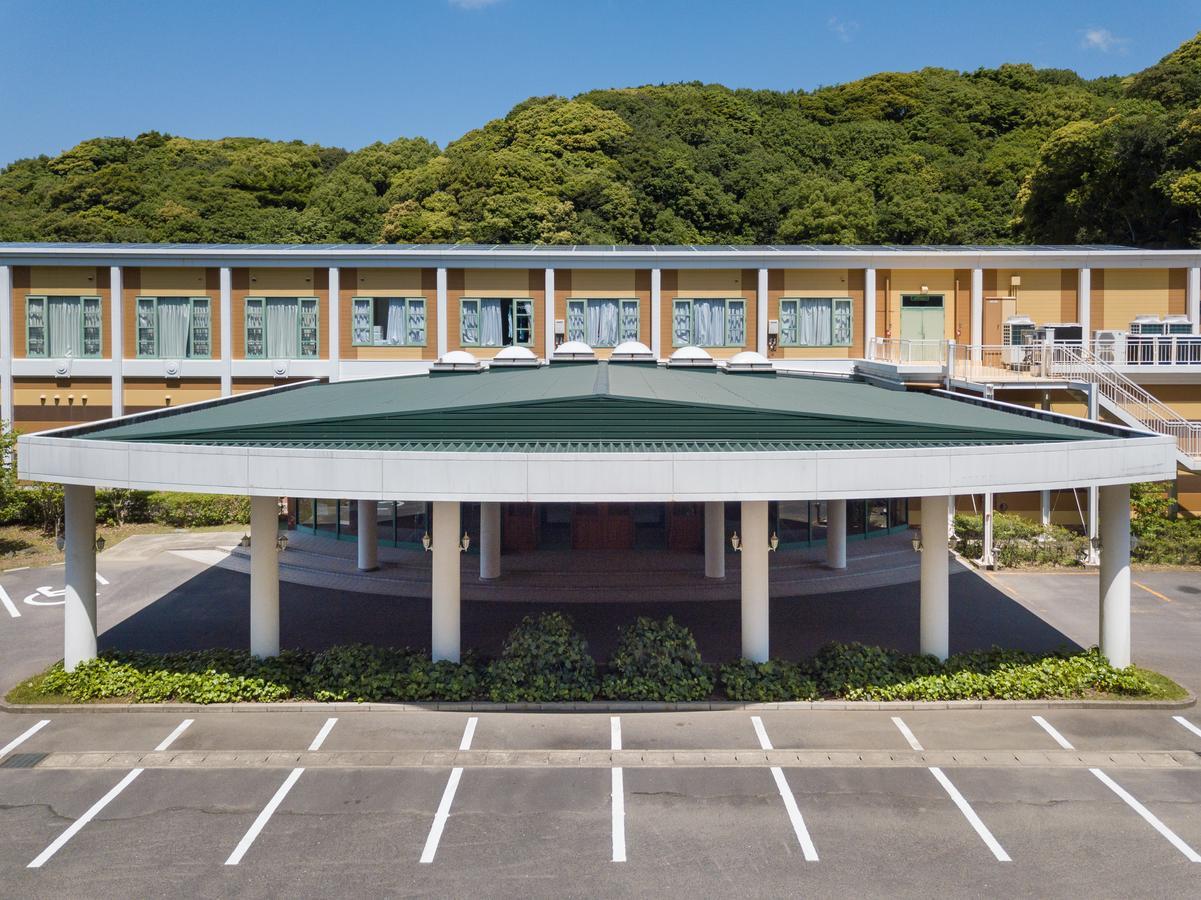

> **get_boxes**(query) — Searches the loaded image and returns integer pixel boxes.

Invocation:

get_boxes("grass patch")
[0,523,242,571]
[6,671,75,705]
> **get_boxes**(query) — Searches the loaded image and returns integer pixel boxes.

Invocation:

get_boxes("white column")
[63,484,98,671]
[356,499,378,571]
[1041,491,1052,528]
[544,268,555,358]
[650,268,662,358]
[756,267,768,355]
[1078,268,1091,345]
[327,267,340,382]
[740,500,770,662]
[982,492,995,568]
[826,498,847,569]
[480,501,501,580]
[109,266,123,417]
[219,267,233,396]
[1085,385,1100,565]
[0,264,12,428]
[1189,267,1200,334]
[1099,483,1131,668]
[920,494,950,661]
[970,267,983,361]
[704,501,725,579]
[947,494,957,537]
[432,500,461,662]
[436,267,448,358]
[862,267,876,353]
[250,495,280,658]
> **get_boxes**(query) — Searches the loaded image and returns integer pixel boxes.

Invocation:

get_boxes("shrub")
[719,659,818,702]
[953,512,1087,568]
[305,643,481,702]
[808,641,942,696]
[96,488,152,526]
[601,616,714,701]
[146,492,251,527]
[486,612,598,702]
[15,482,64,534]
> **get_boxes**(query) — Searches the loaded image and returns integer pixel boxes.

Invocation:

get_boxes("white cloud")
[827,16,859,43]
[1080,27,1128,53]
[448,0,501,8]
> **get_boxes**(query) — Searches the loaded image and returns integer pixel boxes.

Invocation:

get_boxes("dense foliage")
[601,616,715,701]
[953,512,1089,568]
[1130,481,1201,565]
[485,612,599,702]
[4,33,1201,246]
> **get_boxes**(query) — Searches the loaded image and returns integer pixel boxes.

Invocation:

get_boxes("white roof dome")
[430,349,483,372]
[552,340,596,361]
[725,351,774,373]
[491,345,540,367]
[667,345,716,367]
[610,340,655,362]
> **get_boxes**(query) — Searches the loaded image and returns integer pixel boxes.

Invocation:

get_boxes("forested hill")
[3,33,1201,248]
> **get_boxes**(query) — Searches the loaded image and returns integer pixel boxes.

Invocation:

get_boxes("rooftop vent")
[430,350,483,372]
[490,346,541,367]
[552,340,596,361]
[667,346,716,368]
[723,350,774,373]
[610,340,655,363]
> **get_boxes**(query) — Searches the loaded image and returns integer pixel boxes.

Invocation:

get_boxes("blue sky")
[1,0,1198,166]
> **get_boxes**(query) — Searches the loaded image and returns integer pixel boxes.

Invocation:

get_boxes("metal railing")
[1117,335,1201,367]
[867,338,948,365]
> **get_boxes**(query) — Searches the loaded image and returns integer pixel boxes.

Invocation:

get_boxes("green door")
[900,294,945,360]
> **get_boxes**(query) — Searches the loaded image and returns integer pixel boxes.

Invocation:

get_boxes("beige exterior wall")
[446,268,546,359]
[12,377,113,433]
[1096,267,1171,330]
[232,268,329,359]
[122,267,222,359]
[555,269,652,359]
[767,268,865,360]
[991,268,1075,325]
[12,266,112,358]
[884,269,958,340]
[660,268,757,359]
[339,267,438,361]
[123,378,222,413]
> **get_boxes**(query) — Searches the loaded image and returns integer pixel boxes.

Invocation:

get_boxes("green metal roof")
[75,363,1116,453]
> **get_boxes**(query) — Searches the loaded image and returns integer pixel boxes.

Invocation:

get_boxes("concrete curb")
[2,693,1194,714]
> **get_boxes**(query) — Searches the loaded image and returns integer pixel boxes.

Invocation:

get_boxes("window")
[351,297,426,347]
[778,297,853,347]
[244,297,319,358]
[25,295,103,358]
[566,298,640,346]
[135,297,211,358]
[671,298,746,347]
[460,298,534,347]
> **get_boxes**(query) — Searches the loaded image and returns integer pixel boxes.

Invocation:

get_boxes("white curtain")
[588,299,620,346]
[832,300,853,345]
[780,301,798,345]
[266,298,300,358]
[798,298,832,346]
[567,302,586,342]
[407,302,425,345]
[157,298,190,358]
[385,298,406,345]
[462,302,479,344]
[673,301,691,345]
[480,298,504,346]
[48,297,81,357]
[726,302,746,346]
[693,299,725,346]
[352,300,372,344]
[620,301,639,341]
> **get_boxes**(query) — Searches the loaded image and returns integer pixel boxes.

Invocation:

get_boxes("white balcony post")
[863,267,876,352]
[1189,267,1200,334]
[1085,386,1100,566]
[826,498,847,569]
[220,267,233,396]
[650,268,662,358]
[109,266,123,416]
[919,494,950,661]
[0,264,12,429]
[970,267,983,362]
[480,501,501,580]
[356,499,378,571]
[981,492,995,568]
[250,495,280,658]
[1099,483,1131,668]
[432,500,461,662]
[63,484,98,671]
[1078,268,1091,346]
[740,500,770,662]
[328,267,340,382]
[704,500,725,579]
[756,267,768,355]
[436,267,448,358]
[544,268,555,358]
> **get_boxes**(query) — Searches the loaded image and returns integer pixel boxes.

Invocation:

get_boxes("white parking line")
[929,767,1011,862]
[1174,715,1201,741]
[224,768,305,866]
[28,719,190,869]
[0,719,49,756]
[95,573,109,586]
[0,584,19,618]
[750,716,818,861]
[308,717,338,751]
[420,716,478,864]
[611,716,626,862]
[225,718,336,866]
[1091,768,1201,863]
[1032,715,1075,750]
[891,716,924,751]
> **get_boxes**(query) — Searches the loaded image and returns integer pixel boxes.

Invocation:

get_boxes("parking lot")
[1,706,1200,898]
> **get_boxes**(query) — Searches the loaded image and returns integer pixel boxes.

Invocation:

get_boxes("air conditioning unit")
[1130,315,1166,336]
[1092,330,1126,365]
[1164,315,1193,335]
[1001,315,1035,365]
[1026,323,1083,346]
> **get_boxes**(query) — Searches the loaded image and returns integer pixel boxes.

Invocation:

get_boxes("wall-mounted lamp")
[239,533,251,548]
[911,530,923,553]
[276,534,289,552]
[423,531,471,552]
[920,285,929,294]
[94,536,106,553]
[730,531,780,552]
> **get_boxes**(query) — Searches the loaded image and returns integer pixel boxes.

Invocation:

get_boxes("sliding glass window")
[244,297,319,358]
[672,298,746,347]
[460,298,534,347]
[779,297,853,347]
[351,297,426,346]
[25,295,102,358]
[135,297,211,358]
[566,298,640,346]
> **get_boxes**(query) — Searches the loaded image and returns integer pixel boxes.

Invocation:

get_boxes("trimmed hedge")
[720,659,818,702]
[602,616,714,701]
[486,612,599,702]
